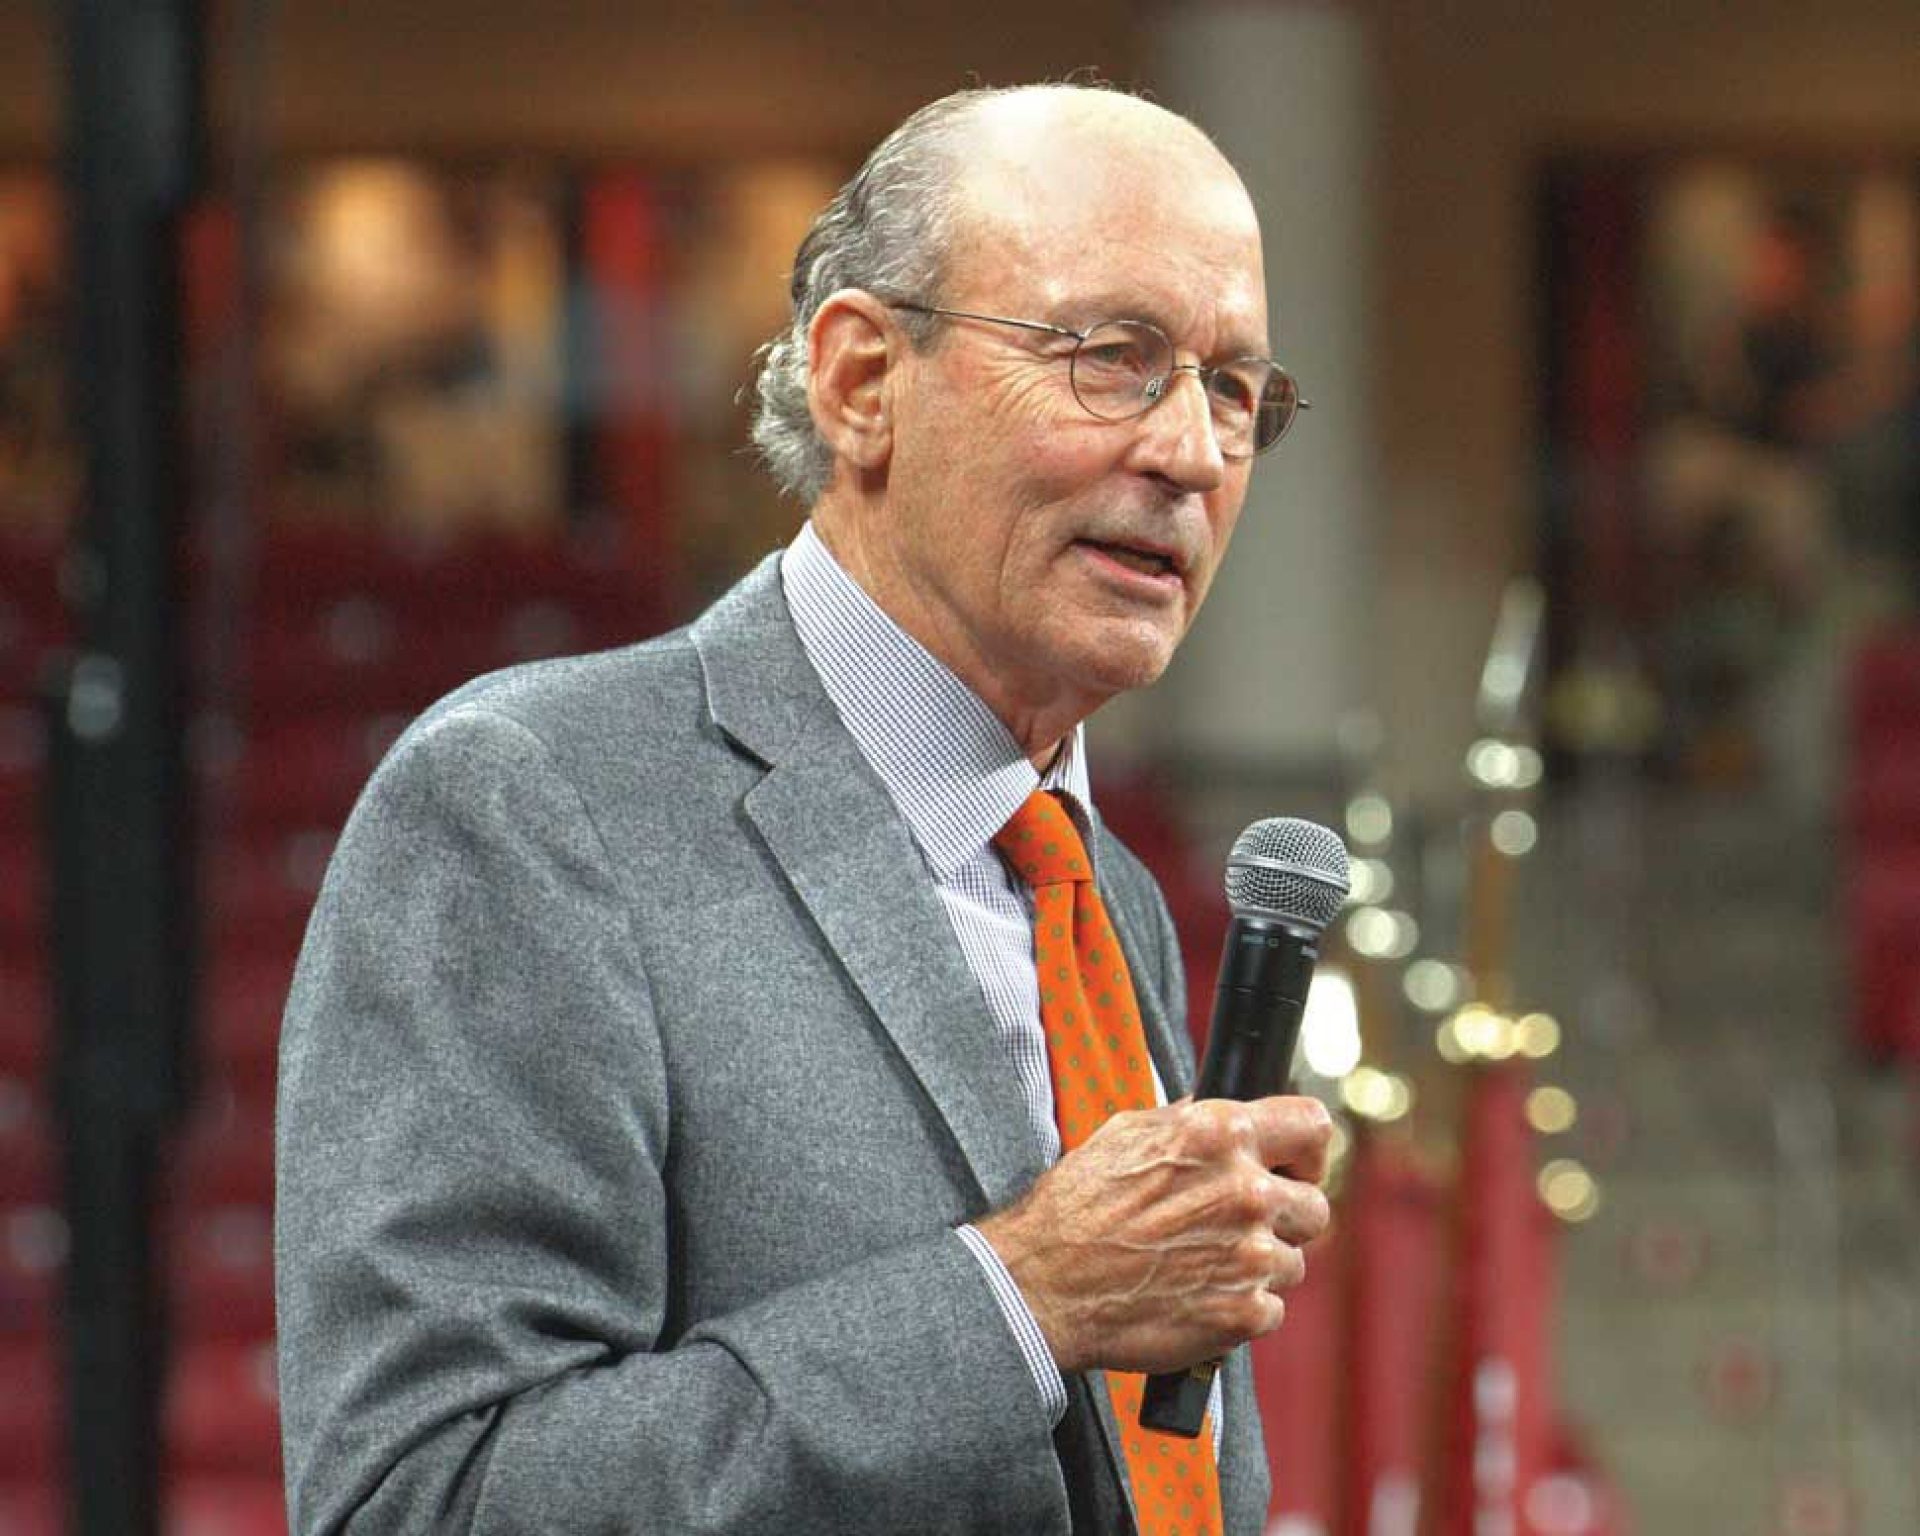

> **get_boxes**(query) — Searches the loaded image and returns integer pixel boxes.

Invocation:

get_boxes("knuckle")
[1198,1098,1259,1144]
[1185,1098,1247,1157]
[1235,1230,1281,1277]
[1230,1172,1275,1223]
[1221,1289,1265,1337]
[1271,1242,1307,1290]
[1287,1094,1334,1150]
[1271,1181,1330,1243]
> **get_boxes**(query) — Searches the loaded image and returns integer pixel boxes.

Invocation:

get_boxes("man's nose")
[1132,367,1227,493]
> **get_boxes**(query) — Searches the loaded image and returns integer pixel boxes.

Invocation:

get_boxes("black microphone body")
[1191,912,1320,1101]
[1138,818,1347,1439]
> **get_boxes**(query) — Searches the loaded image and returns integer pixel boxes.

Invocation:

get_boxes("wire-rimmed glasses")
[887,301,1308,458]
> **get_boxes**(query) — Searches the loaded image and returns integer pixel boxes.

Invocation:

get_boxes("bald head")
[956,85,1242,203]
[750,82,1263,505]
[939,88,1263,322]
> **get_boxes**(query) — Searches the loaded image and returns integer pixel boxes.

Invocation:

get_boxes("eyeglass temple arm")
[888,301,1081,342]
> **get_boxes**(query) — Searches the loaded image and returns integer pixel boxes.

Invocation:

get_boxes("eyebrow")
[1052,297,1272,361]
[1051,295,1168,333]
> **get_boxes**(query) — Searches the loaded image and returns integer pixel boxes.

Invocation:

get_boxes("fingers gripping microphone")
[1139,817,1350,1438]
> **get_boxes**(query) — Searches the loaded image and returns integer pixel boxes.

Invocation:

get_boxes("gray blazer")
[274,555,1271,1534]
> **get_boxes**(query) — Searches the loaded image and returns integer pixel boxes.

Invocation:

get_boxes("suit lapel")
[1097,851,1196,1101]
[692,558,1045,1213]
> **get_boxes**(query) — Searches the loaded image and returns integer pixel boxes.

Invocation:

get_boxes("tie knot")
[993,790,1093,888]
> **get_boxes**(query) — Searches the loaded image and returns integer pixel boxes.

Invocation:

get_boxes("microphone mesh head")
[1223,818,1350,931]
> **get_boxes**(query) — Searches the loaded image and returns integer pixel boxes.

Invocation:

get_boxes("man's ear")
[806,289,900,473]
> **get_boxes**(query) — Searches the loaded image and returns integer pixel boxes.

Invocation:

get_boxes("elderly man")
[276,82,1331,1535]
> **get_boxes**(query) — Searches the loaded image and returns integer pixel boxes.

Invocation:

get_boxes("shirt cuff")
[955,1223,1068,1427]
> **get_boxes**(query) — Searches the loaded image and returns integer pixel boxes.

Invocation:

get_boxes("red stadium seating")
[203,836,333,959]
[172,1085,276,1211]
[1849,626,1920,753]
[0,1202,61,1340]
[203,952,301,1089]
[0,536,68,705]
[0,1344,58,1477]
[173,1206,275,1342]
[1848,853,1920,1065]
[167,1340,282,1477]
[168,1476,290,1536]
[1845,626,1920,1069]
[0,834,46,953]
[0,1482,59,1536]
[0,1468,290,1536]
[0,956,49,1080]
[1848,751,1920,850]
[0,1081,54,1206]
[215,719,399,835]
[0,705,46,844]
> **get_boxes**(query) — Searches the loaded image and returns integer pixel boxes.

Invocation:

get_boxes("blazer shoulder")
[419,621,702,740]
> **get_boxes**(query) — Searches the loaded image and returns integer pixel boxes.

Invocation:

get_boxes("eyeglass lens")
[1068,320,1296,456]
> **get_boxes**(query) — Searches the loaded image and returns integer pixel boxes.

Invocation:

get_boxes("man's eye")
[1080,343,1149,373]
[1208,369,1260,414]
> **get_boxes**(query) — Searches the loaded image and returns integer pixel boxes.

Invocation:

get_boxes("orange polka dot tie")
[993,790,1224,1536]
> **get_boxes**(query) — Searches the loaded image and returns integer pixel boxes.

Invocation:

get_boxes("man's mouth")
[1079,539,1180,579]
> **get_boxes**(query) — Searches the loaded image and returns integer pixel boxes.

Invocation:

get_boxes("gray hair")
[747,90,1001,504]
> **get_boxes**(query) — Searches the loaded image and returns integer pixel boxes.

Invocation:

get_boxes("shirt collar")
[780,520,1094,878]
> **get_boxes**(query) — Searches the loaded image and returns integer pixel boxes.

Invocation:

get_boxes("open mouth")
[1081,539,1179,579]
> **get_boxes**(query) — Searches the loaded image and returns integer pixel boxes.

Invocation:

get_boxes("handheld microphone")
[1138,816,1350,1438]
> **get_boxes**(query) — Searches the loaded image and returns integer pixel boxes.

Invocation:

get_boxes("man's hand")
[973,1095,1334,1376]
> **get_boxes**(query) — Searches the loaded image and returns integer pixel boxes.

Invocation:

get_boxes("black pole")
[47,2,203,1532]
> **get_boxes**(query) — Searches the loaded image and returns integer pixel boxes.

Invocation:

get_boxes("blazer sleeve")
[274,705,1068,1535]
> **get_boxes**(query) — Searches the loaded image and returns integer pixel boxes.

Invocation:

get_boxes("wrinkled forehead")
[943,95,1268,342]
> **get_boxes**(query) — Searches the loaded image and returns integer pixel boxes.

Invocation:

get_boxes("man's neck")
[808,505,1102,764]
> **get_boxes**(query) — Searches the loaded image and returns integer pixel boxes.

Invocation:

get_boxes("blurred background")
[1,2,1918,1533]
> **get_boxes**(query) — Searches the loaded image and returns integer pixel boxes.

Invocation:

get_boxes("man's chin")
[1062,624,1180,700]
